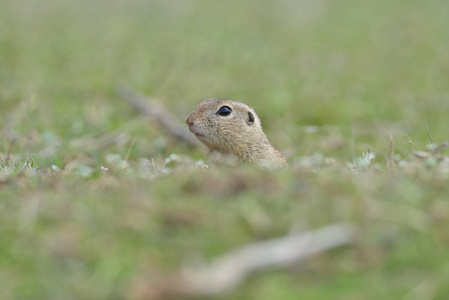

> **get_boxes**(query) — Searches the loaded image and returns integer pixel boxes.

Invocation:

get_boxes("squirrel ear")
[247,111,255,125]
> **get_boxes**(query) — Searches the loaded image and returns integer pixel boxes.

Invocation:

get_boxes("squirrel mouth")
[189,128,205,138]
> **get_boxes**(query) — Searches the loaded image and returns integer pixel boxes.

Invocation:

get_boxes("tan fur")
[186,98,288,168]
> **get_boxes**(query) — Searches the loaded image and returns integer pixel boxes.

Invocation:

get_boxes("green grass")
[1,0,449,299]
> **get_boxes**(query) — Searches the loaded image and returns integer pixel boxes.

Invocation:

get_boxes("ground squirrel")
[186,98,288,168]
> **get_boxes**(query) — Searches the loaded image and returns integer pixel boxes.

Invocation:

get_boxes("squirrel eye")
[216,106,232,116]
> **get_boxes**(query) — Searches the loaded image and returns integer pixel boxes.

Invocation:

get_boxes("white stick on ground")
[131,223,356,300]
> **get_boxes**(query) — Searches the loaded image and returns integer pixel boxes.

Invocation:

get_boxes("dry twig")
[4,138,16,165]
[119,87,198,147]
[412,124,448,160]
[131,223,356,300]
[28,154,39,170]
[388,133,395,169]
[424,123,436,154]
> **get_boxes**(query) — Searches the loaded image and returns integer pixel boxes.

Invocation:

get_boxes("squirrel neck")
[217,131,284,165]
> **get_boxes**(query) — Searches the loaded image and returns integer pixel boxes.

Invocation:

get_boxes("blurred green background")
[1,0,449,299]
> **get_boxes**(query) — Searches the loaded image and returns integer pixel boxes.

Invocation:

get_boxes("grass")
[1,0,449,299]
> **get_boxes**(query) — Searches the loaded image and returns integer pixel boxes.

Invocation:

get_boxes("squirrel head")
[186,98,263,154]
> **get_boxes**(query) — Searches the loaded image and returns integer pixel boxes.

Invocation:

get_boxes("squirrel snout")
[186,118,194,128]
